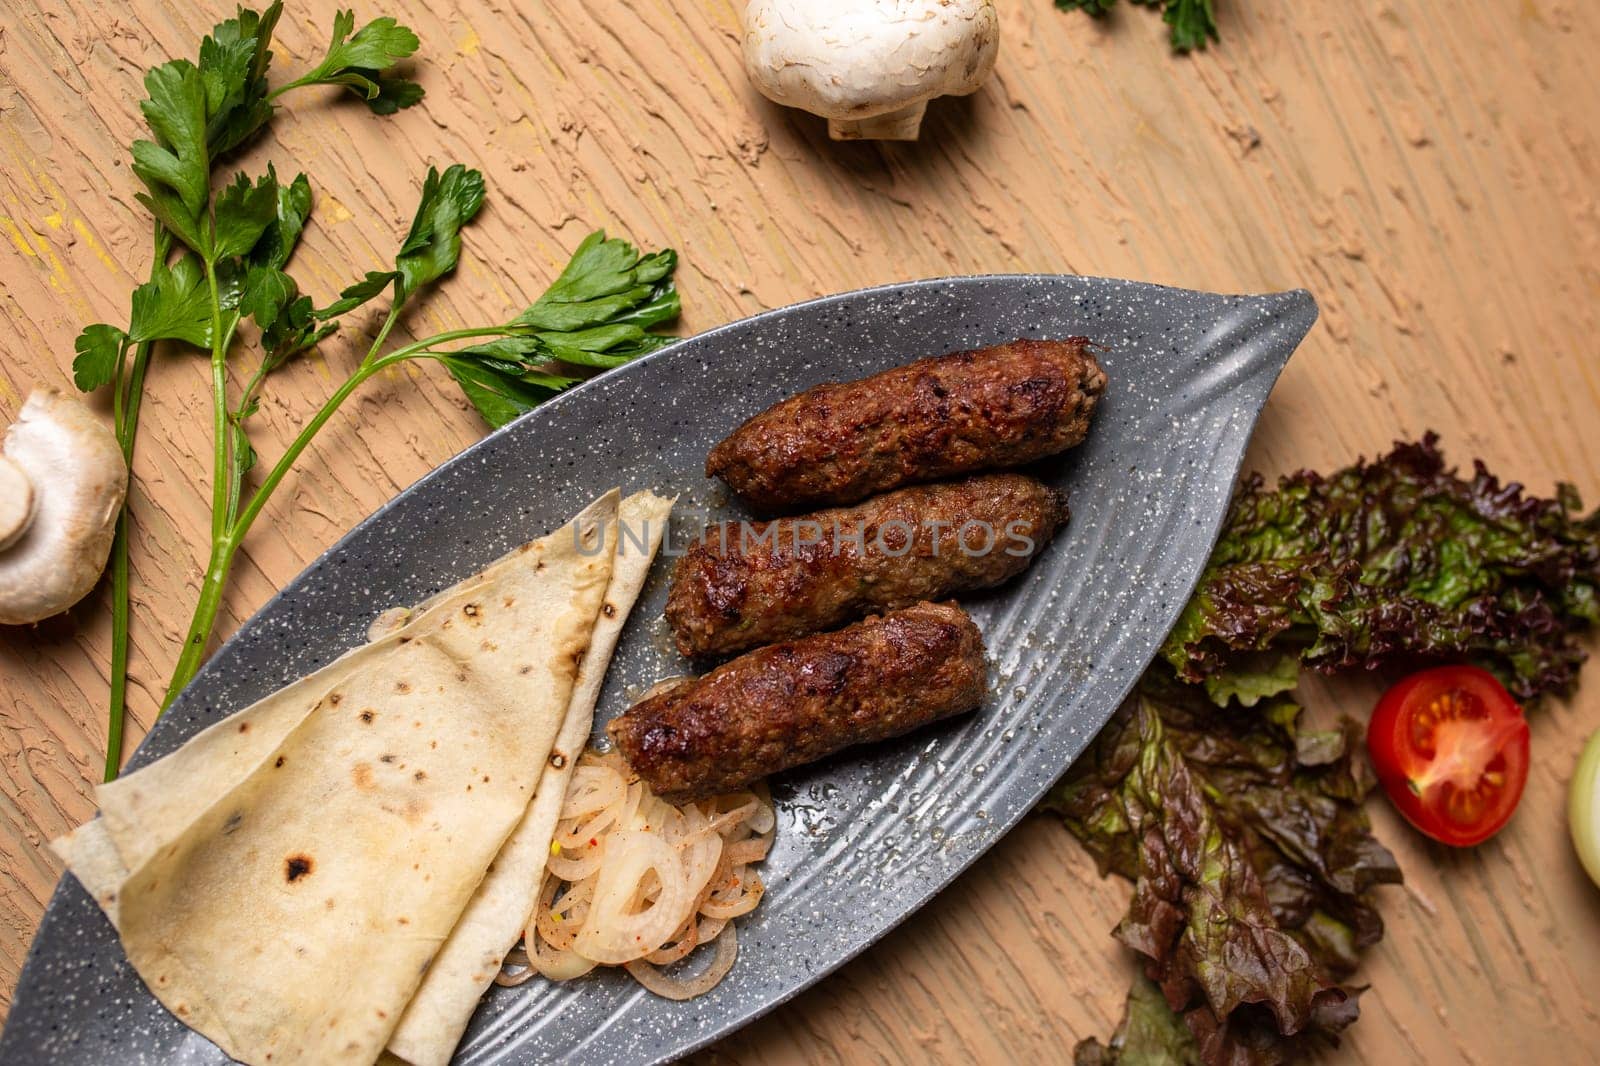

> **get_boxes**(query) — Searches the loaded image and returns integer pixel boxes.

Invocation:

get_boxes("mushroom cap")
[0,389,128,625]
[743,0,1000,122]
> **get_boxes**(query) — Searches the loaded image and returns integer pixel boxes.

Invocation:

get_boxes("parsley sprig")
[72,4,679,779]
[1055,0,1220,53]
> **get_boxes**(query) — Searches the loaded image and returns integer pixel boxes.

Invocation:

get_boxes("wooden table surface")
[3,0,1598,1061]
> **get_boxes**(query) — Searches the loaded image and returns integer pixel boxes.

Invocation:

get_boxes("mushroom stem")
[0,456,35,552]
[828,102,928,141]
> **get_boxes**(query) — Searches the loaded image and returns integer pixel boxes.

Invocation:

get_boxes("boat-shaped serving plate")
[2,275,1316,1064]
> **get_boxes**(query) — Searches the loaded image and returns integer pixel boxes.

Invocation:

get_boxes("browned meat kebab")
[608,601,985,801]
[666,472,1067,658]
[706,338,1106,512]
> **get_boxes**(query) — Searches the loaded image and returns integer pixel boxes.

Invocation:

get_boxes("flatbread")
[386,490,674,1066]
[55,492,622,1065]
[55,498,616,912]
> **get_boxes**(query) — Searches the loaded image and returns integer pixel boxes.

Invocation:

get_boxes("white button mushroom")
[742,0,1001,141]
[0,389,128,625]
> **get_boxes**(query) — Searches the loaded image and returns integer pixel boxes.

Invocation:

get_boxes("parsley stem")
[103,219,171,781]
[204,258,230,546]
[157,324,514,709]
[363,301,404,369]
[104,335,154,782]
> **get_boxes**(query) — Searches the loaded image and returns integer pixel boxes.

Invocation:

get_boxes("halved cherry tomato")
[1367,665,1530,847]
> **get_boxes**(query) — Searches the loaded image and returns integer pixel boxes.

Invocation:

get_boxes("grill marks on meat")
[608,602,986,801]
[666,473,1069,658]
[707,338,1107,512]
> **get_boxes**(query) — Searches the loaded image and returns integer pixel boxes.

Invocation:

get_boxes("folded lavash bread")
[52,488,626,910]
[385,489,673,1066]
[52,490,659,1065]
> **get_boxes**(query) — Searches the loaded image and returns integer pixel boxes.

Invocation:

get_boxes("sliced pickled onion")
[701,870,764,920]
[560,764,624,820]
[547,844,602,882]
[644,916,701,966]
[623,924,738,1001]
[575,830,690,964]
[508,750,774,1001]
[726,837,771,865]
[530,937,598,981]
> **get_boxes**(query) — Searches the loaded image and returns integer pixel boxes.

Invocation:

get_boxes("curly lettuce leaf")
[1075,975,1200,1066]
[1044,678,1399,1065]
[1163,435,1600,701]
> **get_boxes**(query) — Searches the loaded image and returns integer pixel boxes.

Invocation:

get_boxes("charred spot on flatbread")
[284,854,314,883]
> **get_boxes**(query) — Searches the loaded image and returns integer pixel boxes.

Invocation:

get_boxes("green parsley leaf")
[535,322,677,369]
[1055,0,1116,16]
[215,166,307,322]
[208,2,282,85]
[512,233,678,332]
[201,1,284,152]
[260,294,337,363]
[1056,0,1219,53]
[441,357,576,429]
[287,10,424,113]
[1160,0,1218,52]
[72,324,128,392]
[249,168,312,271]
[240,266,297,326]
[395,164,485,299]
[131,60,211,247]
[198,36,259,134]
[362,73,426,115]
[321,11,419,74]
[440,230,679,426]
[129,255,213,348]
[316,270,400,318]
[212,171,281,261]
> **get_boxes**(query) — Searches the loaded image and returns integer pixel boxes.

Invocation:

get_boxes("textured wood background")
[2,0,1598,1061]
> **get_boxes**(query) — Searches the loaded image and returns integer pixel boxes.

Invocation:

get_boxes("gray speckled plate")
[2,276,1316,1065]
